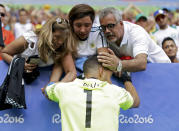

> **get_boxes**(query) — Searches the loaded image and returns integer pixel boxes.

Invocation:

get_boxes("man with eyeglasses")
[0,4,15,60]
[153,9,179,60]
[97,7,171,73]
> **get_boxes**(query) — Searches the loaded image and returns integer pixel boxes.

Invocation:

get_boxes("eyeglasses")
[100,22,118,32]
[0,12,5,17]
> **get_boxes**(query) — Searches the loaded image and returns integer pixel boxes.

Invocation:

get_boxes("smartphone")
[26,55,41,65]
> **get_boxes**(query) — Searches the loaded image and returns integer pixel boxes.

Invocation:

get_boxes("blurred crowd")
[1,5,68,36]
[1,4,179,37]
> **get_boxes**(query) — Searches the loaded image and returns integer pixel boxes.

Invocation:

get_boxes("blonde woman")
[1,16,77,83]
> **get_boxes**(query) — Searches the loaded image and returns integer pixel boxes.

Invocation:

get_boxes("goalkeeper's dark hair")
[83,55,101,76]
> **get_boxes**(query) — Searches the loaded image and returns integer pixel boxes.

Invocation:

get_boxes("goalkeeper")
[42,55,140,131]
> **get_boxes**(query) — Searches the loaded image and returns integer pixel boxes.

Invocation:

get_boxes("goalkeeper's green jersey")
[46,78,133,131]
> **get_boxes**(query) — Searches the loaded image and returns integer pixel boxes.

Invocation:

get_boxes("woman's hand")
[24,62,37,72]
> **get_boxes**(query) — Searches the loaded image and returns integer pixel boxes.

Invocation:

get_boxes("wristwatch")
[117,60,122,72]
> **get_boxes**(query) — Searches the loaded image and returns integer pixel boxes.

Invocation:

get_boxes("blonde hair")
[35,16,77,63]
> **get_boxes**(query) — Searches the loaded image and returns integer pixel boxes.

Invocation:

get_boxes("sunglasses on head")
[52,18,69,31]
[0,12,5,17]
[56,18,68,24]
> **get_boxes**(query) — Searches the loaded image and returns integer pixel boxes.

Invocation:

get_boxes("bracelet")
[117,60,122,72]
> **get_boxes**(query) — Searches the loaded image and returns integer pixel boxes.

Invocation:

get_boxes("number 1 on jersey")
[84,90,92,128]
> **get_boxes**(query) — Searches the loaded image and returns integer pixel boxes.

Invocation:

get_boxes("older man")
[97,7,171,73]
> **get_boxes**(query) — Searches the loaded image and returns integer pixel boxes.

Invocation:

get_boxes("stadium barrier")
[0,60,179,131]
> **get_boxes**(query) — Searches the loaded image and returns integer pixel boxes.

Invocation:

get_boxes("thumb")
[108,48,115,55]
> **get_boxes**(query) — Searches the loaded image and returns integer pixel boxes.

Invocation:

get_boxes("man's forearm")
[121,54,147,72]
[121,59,146,72]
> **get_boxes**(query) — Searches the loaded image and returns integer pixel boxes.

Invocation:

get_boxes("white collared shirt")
[109,21,171,63]
[77,30,106,57]
[77,21,107,58]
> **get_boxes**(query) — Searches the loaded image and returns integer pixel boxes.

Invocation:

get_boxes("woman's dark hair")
[68,4,95,28]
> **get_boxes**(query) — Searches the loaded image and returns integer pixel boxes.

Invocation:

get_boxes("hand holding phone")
[26,55,41,65]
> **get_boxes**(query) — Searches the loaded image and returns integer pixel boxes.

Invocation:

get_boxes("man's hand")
[97,48,120,71]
